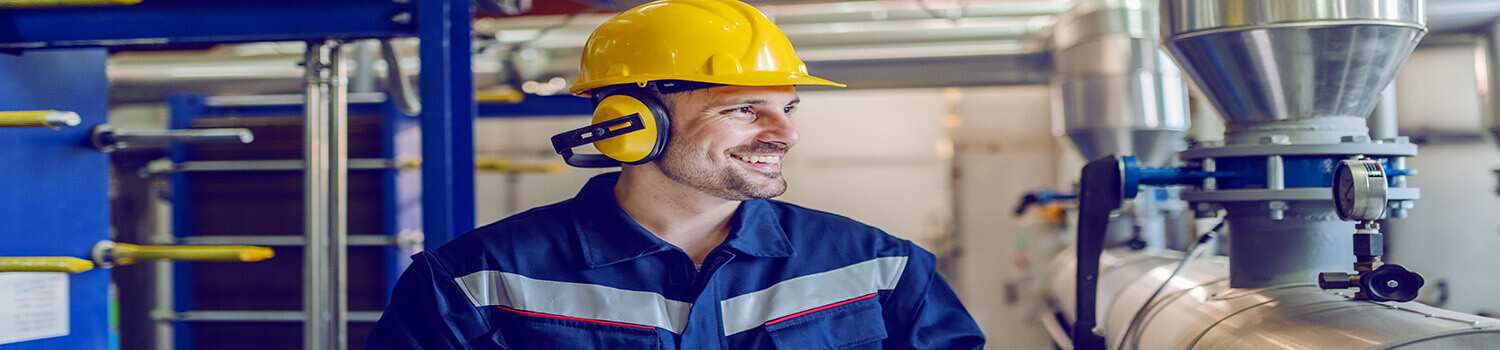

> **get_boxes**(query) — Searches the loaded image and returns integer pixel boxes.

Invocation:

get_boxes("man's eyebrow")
[715,99,768,106]
[787,98,800,106]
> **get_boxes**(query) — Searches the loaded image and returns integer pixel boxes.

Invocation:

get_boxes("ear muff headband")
[550,87,671,168]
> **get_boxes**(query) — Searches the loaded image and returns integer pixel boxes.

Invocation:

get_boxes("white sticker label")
[0,273,70,345]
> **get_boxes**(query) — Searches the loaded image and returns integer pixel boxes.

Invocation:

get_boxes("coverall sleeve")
[369,252,503,349]
[882,244,986,350]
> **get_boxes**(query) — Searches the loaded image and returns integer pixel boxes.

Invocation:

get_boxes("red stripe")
[497,306,656,330]
[763,293,878,326]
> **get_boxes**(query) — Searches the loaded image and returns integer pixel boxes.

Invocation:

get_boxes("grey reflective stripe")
[454,271,692,333]
[719,256,909,336]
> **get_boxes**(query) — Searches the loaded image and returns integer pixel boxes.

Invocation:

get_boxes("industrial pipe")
[90,241,274,269]
[0,110,81,129]
[0,257,95,273]
[90,124,254,152]
[302,39,349,350]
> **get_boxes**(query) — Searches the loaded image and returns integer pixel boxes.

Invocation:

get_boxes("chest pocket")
[764,296,889,350]
[495,307,663,350]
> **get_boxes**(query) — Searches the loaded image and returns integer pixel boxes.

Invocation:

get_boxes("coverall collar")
[572,172,795,269]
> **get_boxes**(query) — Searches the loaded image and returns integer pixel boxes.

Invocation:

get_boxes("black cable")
[1114,218,1224,350]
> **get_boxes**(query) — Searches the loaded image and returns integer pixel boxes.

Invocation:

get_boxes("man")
[370,0,985,348]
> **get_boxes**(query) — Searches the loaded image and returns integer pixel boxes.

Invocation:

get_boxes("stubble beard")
[656,140,788,201]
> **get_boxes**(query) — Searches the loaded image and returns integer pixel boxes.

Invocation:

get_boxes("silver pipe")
[381,39,422,116]
[1370,82,1400,140]
[159,311,384,323]
[204,93,386,107]
[1047,248,1500,349]
[302,40,333,350]
[150,262,172,350]
[351,40,379,93]
[327,41,350,350]
[142,158,398,175]
[1485,22,1500,142]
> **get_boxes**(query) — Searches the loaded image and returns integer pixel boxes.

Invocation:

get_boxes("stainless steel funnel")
[1052,0,1189,166]
[1162,0,1426,144]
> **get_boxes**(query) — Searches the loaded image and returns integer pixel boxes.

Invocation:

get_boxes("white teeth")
[735,155,781,164]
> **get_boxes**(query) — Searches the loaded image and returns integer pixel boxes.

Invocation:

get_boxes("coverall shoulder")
[370,172,985,349]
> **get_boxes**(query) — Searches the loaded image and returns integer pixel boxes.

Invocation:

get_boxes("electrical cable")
[1114,218,1225,350]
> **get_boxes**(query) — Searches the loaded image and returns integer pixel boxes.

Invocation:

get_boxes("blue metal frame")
[0,48,112,350]
[0,0,413,49]
[164,93,202,349]
[418,0,477,247]
[166,92,412,317]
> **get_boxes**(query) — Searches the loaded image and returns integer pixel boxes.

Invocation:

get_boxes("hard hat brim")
[572,72,846,96]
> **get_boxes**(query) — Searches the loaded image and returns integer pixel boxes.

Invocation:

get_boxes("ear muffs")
[550,88,671,168]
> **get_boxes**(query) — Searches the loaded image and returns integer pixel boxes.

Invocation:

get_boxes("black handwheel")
[1361,264,1425,302]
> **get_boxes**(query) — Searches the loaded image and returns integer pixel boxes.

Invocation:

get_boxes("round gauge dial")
[1332,159,1388,221]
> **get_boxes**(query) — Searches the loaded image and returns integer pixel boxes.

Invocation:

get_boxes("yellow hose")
[0,0,141,8]
[0,257,95,274]
[0,110,81,128]
[108,242,274,267]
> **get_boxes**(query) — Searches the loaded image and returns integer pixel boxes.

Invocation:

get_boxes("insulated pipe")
[1046,248,1500,349]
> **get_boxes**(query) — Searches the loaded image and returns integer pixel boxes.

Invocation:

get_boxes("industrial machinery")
[1048,0,1500,349]
[1021,0,1193,255]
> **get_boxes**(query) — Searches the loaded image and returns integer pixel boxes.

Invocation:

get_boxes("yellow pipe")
[475,88,525,104]
[0,0,140,8]
[399,157,567,174]
[0,110,81,129]
[0,257,95,274]
[104,242,274,268]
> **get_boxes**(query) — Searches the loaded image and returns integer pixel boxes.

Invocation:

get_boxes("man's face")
[652,85,800,200]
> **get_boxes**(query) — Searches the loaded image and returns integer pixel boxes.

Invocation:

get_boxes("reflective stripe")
[454,270,691,333]
[719,256,909,336]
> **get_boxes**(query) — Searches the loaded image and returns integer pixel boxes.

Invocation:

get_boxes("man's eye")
[784,105,796,114]
[723,106,754,115]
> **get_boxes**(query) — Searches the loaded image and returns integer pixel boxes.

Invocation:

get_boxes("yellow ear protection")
[552,81,715,168]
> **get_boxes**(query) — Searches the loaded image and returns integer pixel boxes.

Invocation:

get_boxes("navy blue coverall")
[370,172,985,349]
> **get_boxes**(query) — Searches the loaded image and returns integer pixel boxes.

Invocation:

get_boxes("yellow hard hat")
[570,0,845,95]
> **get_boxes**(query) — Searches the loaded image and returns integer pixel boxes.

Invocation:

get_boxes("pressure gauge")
[1333,158,1389,221]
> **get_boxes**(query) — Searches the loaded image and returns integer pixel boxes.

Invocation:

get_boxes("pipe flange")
[1180,143,1417,160]
[1181,188,1420,203]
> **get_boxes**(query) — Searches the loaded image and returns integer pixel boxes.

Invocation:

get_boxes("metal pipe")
[158,310,384,323]
[1485,21,1500,143]
[90,124,254,152]
[0,110,81,128]
[381,39,422,116]
[1047,248,1500,349]
[178,235,397,247]
[1370,82,1400,140]
[302,40,334,350]
[327,41,351,350]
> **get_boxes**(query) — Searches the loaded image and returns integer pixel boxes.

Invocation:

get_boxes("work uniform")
[370,172,985,349]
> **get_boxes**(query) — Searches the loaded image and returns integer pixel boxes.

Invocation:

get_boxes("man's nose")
[758,112,798,148]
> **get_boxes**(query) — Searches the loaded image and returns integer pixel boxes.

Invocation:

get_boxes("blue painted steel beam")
[0,0,413,49]
[418,0,476,248]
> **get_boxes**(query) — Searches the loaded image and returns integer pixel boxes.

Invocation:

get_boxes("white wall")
[1386,44,1500,316]
[951,86,1066,350]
